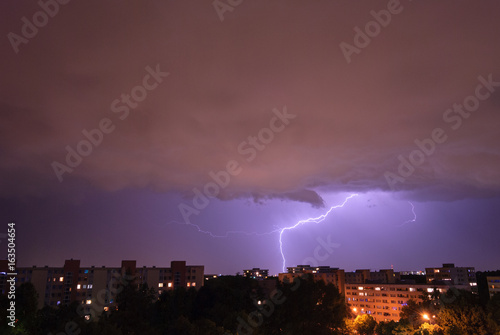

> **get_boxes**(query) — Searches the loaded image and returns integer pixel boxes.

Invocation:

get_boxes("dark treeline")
[1,274,348,335]
[1,274,500,334]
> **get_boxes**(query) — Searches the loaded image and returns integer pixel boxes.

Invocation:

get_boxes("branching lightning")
[165,220,281,238]
[278,194,359,272]
[398,201,416,226]
[169,195,359,272]
[170,194,420,273]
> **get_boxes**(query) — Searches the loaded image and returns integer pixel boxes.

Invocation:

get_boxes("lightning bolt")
[165,220,281,238]
[278,194,359,272]
[398,201,416,226]
[169,194,373,272]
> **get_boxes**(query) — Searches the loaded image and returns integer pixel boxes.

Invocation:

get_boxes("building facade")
[344,283,468,323]
[425,263,477,289]
[279,264,477,323]
[278,265,345,294]
[243,268,269,280]
[345,269,400,284]
[1,259,204,317]
[487,276,500,298]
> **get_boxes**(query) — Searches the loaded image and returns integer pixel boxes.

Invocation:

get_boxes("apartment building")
[243,268,269,280]
[345,269,400,284]
[278,265,345,294]
[425,263,477,289]
[278,264,476,323]
[1,259,204,316]
[487,276,500,298]
[345,283,469,323]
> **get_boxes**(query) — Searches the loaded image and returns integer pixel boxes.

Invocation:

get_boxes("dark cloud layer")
[1,0,500,206]
[2,1,500,274]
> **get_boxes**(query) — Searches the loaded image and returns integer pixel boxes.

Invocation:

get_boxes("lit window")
[84,315,90,321]
[103,307,109,312]
[77,284,81,289]
[187,283,191,287]
[83,285,87,289]
[358,287,364,290]
[192,282,196,287]
[86,300,92,305]
[158,283,163,288]
[88,284,93,289]
[168,283,172,288]
[59,277,64,282]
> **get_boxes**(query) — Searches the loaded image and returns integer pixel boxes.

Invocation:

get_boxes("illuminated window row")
[76,284,93,289]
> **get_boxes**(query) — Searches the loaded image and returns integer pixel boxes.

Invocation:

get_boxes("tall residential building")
[345,269,400,284]
[487,276,500,298]
[345,283,468,323]
[278,265,345,294]
[425,263,477,290]
[1,259,204,317]
[243,268,269,280]
[278,265,476,323]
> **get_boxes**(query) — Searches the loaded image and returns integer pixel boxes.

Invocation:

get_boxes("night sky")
[1,1,499,275]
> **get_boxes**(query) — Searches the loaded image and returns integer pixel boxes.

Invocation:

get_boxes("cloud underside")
[1,1,500,205]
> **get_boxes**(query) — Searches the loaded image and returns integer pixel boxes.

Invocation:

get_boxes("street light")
[422,313,436,323]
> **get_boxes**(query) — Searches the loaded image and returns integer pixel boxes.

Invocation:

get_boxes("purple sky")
[1,1,499,275]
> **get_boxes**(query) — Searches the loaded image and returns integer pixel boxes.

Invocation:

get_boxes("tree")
[439,305,488,335]
[350,314,376,335]
[399,299,423,328]
[374,320,399,335]
[193,275,260,331]
[266,274,349,334]
[438,289,489,335]
[15,282,39,332]
[399,296,439,330]
[109,282,158,334]
[392,322,416,335]
[414,322,443,335]
[487,293,500,334]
